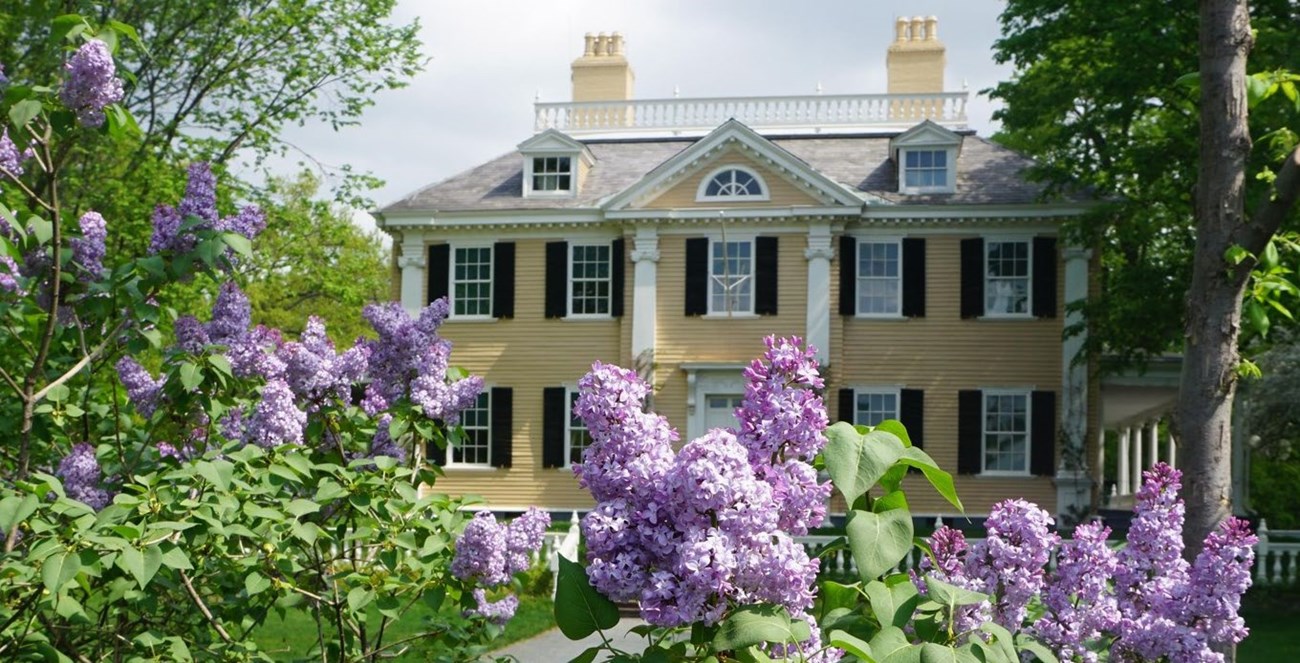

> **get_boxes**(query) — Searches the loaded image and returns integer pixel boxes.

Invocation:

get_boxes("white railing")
[1255,520,1300,585]
[534,92,969,136]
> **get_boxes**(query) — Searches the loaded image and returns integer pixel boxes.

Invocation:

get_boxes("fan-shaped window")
[696,167,769,201]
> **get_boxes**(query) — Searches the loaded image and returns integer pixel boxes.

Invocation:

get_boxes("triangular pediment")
[889,120,962,151]
[602,119,864,210]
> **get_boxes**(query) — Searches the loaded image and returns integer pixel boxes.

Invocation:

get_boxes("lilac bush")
[572,336,831,633]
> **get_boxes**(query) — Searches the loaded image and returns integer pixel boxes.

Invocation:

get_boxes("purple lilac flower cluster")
[450,508,551,624]
[919,464,1255,663]
[359,301,483,420]
[244,379,306,448]
[0,255,23,295]
[0,128,35,177]
[116,356,164,418]
[70,211,107,281]
[59,40,124,128]
[55,443,112,510]
[149,163,265,256]
[277,316,368,411]
[573,336,835,647]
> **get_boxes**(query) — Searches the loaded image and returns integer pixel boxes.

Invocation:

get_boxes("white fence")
[533,92,969,136]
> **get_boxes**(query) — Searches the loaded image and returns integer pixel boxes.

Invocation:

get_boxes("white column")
[630,226,660,390]
[1097,429,1106,491]
[398,236,426,315]
[1056,247,1092,522]
[1131,423,1144,493]
[805,223,834,365]
[1118,427,1131,496]
[1147,420,1160,469]
[1167,432,1177,469]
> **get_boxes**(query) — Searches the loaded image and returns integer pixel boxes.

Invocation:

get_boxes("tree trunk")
[1179,0,1252,561]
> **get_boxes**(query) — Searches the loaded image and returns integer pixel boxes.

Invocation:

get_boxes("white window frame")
[524,155,576,197]
[568,242,613,318]
[707,237,755,316]
[983,236,1033,319]
[449,243,494,320]
[695,165,770,202]
[853,387,900,427]
[855,238,903,318]
[898,147,957,194]
[448,390,492,468]
[980,388,1031,476]
[564,389,593,468]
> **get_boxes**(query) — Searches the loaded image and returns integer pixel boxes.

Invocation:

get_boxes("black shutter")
[1032,237,1058,318]
[492,242,515,319]
[428,434,447,467]
[838,389,855,424]
[545,241,568,318]
[1031,390,1057,476]
[901,238,926,318]
[900,389,924,449]
[960,238,984,319]
[685,238,708,316]
[755,236,778,315]
[957,390,982,474]
[489,387,513,468]
[610,238,626,318]
[542,387,567,469]
[427,244,449,305]
[839,235,857,316]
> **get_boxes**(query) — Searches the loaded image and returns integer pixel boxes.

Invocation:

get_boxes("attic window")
[898,148,955,194]
[696,166,769,202]
[531,156,572,193]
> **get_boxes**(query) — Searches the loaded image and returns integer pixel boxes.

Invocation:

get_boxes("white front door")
[703,394,744,432]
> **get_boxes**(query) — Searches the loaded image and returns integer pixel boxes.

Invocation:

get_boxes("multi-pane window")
[857,241,901,315]
[702,168,765,198]
[570,244,611,315]
[710,240,753,314]
[532,156,572,192]
[983,392,1029,473]
[985,240,1030,315]
[566,391,593,466]
[452,246,492,317]
[855,390,898,427]
[451,391,491,466]
[902,149,949,189]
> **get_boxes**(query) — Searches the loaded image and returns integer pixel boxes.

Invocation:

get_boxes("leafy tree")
[990,0,1300,557]
[243,172,390,345]
[1240,329,1300,529]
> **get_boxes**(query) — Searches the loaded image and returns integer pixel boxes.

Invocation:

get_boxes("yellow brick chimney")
[571,32,635,102]
[886,15,945,94]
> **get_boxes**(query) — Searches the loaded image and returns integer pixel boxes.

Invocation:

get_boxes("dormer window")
[517,129,592,198]
[890,120,960,195]
[696,166,769,202]
[531,156,572,193]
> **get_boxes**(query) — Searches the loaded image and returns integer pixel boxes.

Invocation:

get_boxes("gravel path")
[494,618,650,662]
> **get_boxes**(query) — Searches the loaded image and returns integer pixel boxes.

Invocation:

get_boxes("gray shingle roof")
[380,132,1071,215]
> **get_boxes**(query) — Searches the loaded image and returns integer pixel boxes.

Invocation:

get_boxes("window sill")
[978,313,1034,321]
[975,471,1033,479]
[853,314,906,320]
[443,465,504,472]
[446,316,498,323]
[562,315,615,322]
[702,312,760,319]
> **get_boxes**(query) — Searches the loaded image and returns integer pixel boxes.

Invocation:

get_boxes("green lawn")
[253,593,555,661]
[1239,587,1299,662]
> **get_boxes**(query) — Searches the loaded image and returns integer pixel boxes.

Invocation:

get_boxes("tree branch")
[179,570,232,643]
[1242,142,1300,254]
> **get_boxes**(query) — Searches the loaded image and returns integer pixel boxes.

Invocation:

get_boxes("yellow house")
[375,20,1108,522]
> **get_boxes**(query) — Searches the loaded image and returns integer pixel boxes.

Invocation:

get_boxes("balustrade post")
[1255,519,1270,583]
[1131,424,1144,493]
[1118,428,1131,495]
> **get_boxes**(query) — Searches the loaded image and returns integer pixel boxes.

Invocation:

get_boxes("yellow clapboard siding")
[642,149,824,209]
[428,237,625,509]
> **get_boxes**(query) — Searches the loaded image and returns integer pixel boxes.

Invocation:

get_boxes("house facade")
[376,19,1104,521]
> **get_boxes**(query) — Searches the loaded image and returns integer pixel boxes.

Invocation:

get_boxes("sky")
[277,1,1014,226]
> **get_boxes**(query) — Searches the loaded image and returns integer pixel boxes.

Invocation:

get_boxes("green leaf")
[713,604,811,651]
[554,556,620,639]
[824,422,905,506]
[0,494,39,533]
[423,586,446,612]
[1246,299,1270,337]
[978,622,1019,663]
[1013,634,1060,663]
[873,419,913,447]
[1247,74,1271,107]
[870,626,914,661]
[897,447,963,512]
[28,215,53,245]
[347,586,375,612]
[195,460,235,491]
[42,551,81,592]
[222,232,253,259]
[567,648,601,663]
[118,545,160,589]
[864,579,921,629]
[1264,240,1280,268]
[846,508,914,581]
[314,479,348,502]
[160,546,193,571]
[829,630,876,662]
[375,595,402,619]
[9,99,43,127]
[286,499,320,517]
[918,643,981,663]
[819,580,861,614]
[925,576,989,609]
[51,14,88,42]
[179,362,202,391]
[245,572,272,596]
